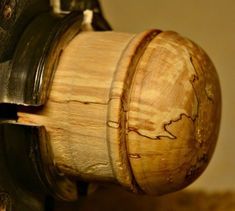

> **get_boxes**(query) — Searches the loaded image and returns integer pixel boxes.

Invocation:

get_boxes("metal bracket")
[0,123,78,210]
[0,0,111,210]
[0,0,111,106]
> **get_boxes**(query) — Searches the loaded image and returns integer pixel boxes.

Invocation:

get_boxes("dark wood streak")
[127,54,208,141]
[128,113,197,141]
[190,56,214,103]
[50,99,108,105]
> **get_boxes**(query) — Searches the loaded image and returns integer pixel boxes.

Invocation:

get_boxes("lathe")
[0,0,221,210]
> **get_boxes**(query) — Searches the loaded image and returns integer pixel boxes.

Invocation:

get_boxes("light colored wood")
[18,31,136,183]
[18,30,221,195]
[106,30,160,191]
[126,31,221,195]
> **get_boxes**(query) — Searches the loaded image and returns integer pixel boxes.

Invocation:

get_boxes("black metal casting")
[0,0,111,210]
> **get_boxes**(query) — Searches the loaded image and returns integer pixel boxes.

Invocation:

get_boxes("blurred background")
[100,0,235,192]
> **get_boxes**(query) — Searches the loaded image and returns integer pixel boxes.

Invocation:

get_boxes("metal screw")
[3,5,12,20]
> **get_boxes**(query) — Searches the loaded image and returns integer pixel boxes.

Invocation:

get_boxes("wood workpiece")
[18,29,221,195]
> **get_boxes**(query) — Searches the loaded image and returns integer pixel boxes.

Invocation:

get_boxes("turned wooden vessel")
[18,29,221,195]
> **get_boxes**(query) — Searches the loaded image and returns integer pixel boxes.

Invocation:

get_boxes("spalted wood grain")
[126,31,221,194]
[18,29,221,195]
[18,31,135,182]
